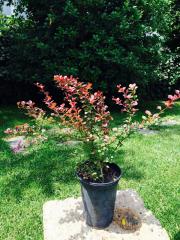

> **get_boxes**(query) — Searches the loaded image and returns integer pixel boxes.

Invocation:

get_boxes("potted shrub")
[5,75,180,228]
[36,75,180,228]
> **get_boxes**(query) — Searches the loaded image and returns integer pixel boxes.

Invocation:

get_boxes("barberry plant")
[4,75,180,181]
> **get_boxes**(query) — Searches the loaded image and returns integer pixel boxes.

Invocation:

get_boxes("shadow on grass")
[114,150,143,181]
[174,231,180,240]
[0,141,79,201]
[0,140,144,201]
[121,163,143,180]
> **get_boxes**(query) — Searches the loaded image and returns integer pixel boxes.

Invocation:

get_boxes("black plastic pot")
[77,163,122,229]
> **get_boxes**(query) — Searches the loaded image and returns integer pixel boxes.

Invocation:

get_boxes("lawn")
[0,102,180,240]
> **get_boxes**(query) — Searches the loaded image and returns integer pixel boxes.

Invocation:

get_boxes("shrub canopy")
[0,0,179,103]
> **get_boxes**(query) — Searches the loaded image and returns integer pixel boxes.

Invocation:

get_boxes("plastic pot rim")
[76,162,122,188]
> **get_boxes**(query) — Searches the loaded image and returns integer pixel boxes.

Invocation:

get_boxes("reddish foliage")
[113,83,138,115]
[165,91,180,108]
[17,100,45,119]
[36,75,112,136]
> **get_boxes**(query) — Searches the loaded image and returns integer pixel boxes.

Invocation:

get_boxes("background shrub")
[0,0,179,104]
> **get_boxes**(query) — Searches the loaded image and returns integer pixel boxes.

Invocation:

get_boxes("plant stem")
[99,160,104,183]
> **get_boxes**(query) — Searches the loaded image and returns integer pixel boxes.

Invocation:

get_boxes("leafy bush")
[0,0,179,102]
[5,74,180,181]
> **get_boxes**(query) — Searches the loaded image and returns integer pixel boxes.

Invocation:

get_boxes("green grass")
[0,103,180,240]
